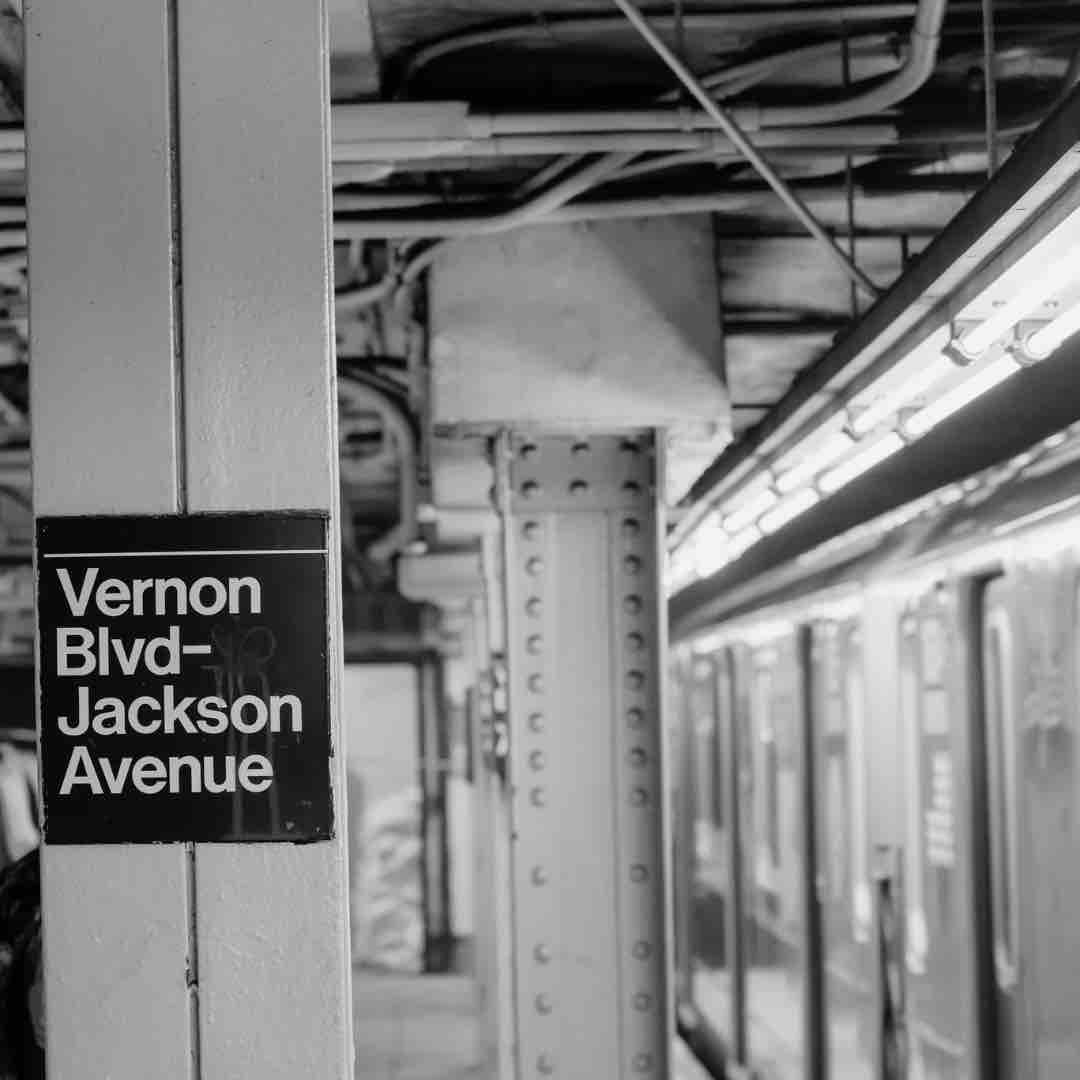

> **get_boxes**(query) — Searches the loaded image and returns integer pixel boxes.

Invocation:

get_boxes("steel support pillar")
[27,2,352,1077]
[497,432,671,1079]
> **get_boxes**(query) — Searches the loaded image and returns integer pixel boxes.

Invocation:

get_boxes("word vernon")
[50,563,300,799]
[57,565,262,618]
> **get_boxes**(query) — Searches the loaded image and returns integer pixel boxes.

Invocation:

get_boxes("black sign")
[36,513,334,844]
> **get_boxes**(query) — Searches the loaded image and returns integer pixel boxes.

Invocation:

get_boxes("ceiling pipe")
[332,1,943,164]
[757,0,947,126]
[334,152,631,310]
[359,20,931,139]
[393,6,921,94]
[662,35,895,102]
[612,0,881,299]
[335,174,981,237]
[0,122,899,174]
[330,124,900,162]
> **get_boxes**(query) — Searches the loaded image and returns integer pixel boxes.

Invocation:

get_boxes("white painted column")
[27,1,351,1077]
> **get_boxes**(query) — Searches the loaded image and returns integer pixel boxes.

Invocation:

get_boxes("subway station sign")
[36,513,334,844]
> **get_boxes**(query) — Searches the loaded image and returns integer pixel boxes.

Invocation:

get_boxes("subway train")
[668,419,1080,1080]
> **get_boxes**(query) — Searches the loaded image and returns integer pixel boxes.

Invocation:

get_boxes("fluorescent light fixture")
[819,432,905,494]
[1024,298,1080,359]
[904,354,1021,437]
[722,488,777,533]
[774,431,854,492]
[759,489,819,534]
[849,352,956,436]
[957,253,1077,356]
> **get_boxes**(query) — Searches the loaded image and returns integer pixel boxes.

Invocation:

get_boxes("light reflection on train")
[669,426,1080,1080]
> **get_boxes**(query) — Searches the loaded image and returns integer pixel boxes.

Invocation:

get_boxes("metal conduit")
[335,176,981,237]
[612,0,881,299]
[331,3,944,165]
[334,153,630,310]
[368,19,934,138]
[394,5,920,93]
[681,35,894,99]
[759,0,947,126]
[332,125,899,164]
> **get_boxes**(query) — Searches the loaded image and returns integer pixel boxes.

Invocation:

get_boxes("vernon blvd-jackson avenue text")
[50,565,303,797]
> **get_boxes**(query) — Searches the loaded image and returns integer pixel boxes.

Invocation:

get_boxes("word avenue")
[37,512,334,844]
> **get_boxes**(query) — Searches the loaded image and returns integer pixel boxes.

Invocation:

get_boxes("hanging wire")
[982,0,999,175]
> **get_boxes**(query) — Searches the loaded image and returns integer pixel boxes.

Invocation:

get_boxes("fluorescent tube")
[819,432,905,494]
[725,525,761,558]
[849,353,956,436]
[957,256,1074,356]
[904,355,1021,437]
[758,489,819,534]
[774,432,854,492]
[1025,298,1080,359]
[722,488,777,533]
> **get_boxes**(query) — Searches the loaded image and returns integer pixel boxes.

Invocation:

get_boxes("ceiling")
[0,1,1079,593]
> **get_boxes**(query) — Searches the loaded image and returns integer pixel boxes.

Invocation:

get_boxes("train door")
[683,647,743,1062]
[739,634,809,1080]
[811,617,875,1079]
[898,588,978,1079]
[981,558,1080,1079]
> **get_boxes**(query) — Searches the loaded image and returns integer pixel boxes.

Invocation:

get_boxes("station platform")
[352,971,713,1079]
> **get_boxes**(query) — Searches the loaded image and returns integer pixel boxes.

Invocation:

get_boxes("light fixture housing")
[669,95,1080,599]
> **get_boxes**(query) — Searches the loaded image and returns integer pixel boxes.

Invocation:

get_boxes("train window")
[981,586,1019,988]
[819,629,849,907]
[751,663,781,881]
[900,622,928,974]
